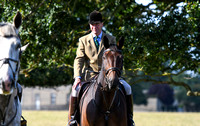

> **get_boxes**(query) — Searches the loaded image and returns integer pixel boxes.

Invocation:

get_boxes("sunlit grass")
[22,111,68,126]
[22,110,200,126]
[134,112,200,126]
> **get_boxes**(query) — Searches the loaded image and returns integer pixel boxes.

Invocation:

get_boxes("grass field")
[22,111,200,126]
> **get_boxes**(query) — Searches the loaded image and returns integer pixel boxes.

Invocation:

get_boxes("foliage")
[176,85,200,111]
[174,74,200,111]
[0,0,199,96]
[131,84,148,105]
[18,66,73,87]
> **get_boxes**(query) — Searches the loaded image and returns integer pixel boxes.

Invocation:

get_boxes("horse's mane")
[108,44,117,49]
[0,23,18,37]
[105,44,118,52]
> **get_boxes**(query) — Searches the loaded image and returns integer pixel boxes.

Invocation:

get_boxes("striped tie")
[94,36,99,51]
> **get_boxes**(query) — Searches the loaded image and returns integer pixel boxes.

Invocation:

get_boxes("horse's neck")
[0,95,10,111]
[0,95,10,118]
[96,72,117,109]
[0,94,16,120]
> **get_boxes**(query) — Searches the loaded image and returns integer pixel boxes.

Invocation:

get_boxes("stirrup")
[67,116,78,126]
[21,116,27,126]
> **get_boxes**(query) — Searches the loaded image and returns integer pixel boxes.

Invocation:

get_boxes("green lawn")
[22,111,200,126]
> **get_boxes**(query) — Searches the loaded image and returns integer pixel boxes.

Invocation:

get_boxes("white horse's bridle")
[0,34,21,90]
[0,57,20,89]
[0,36,21,126]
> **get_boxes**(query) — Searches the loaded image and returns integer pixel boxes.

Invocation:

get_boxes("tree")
[174,73,200,111]
[0,0,199,96]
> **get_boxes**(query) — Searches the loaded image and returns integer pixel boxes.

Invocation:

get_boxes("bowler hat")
[89,10,102,24]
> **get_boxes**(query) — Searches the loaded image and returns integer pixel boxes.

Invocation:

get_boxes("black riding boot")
[126,95,135,126]
[68,96,78,126]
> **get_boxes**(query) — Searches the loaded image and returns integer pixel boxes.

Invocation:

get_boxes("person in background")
[68,10,135,126]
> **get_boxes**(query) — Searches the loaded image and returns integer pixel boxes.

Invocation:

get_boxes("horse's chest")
[81,88,127,126]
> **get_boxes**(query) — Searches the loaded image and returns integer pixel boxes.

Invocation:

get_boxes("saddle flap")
[77,81,91,104]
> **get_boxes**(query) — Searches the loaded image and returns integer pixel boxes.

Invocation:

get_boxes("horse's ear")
[21,43,29,53]
[117,36,124,50]
[103,36,110,49]
[13,11,22,29]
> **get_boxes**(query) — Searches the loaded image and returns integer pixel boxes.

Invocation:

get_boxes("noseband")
[105,67,121,77]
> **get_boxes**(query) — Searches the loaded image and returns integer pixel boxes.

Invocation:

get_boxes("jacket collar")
[91,31,103,40]
[88,32,105,54]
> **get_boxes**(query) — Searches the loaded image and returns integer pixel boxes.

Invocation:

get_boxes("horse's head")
[0,12,27,95]
[100,36,124,91]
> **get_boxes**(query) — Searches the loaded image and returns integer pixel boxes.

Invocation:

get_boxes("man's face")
[90,22,103,36]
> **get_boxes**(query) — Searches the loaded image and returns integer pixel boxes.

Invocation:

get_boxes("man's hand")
[73,77,81,90]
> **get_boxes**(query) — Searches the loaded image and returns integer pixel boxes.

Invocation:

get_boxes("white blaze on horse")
[0,11,28,126]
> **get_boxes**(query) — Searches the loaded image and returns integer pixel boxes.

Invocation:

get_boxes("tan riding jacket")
[74,32,116,81]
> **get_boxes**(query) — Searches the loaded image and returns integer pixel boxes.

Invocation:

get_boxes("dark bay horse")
[0,11,28,126]
[79,36,127,126]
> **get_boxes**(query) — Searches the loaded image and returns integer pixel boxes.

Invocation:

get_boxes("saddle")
[77,75,99,107]
[72,80,92,124]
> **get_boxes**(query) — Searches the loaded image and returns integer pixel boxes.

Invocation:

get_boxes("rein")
[101,87,119,125]
[93,83,121,126]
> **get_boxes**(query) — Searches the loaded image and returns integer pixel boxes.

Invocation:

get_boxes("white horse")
[0,11,28,126]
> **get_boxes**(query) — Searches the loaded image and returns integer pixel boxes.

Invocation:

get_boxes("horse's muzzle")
[105,77,119,91]
[0,78,14,95]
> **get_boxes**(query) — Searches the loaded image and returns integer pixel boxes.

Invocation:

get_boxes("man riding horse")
[68,10,134,126]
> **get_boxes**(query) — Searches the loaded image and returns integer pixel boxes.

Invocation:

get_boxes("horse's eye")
[16,43,21,49]
[118,55,122,59]
[117,55,123,62]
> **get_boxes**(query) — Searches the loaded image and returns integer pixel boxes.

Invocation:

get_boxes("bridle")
[0,35,21,89]
[0,57,21,126]
[0,36,21,126]
[97,48,123,125]
[103,48,123,87]
[0,57,20,89]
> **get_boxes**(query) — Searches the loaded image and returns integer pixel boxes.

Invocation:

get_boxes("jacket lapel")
[88,33,98,54]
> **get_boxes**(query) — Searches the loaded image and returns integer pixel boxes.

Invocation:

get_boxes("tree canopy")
[0,0,200,96]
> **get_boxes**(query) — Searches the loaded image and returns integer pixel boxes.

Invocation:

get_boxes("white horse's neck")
[0,89,18,125]
[0,95,10,115]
